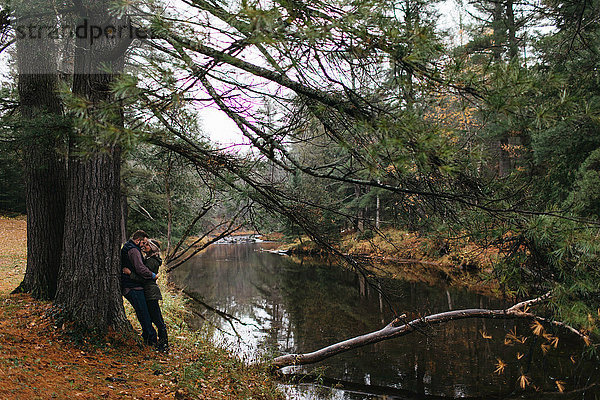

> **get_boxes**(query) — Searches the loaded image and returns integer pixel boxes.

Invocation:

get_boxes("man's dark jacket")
[121,239,144,290]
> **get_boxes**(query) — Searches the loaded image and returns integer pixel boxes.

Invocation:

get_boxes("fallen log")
[271,292,587,369]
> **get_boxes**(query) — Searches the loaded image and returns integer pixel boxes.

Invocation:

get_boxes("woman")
[123,239,169,352]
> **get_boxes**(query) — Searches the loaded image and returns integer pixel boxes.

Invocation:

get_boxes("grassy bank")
[280,228,500,295]
[0,216,283,400]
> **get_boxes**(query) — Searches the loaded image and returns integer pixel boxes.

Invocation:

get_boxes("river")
[170,242,599,399]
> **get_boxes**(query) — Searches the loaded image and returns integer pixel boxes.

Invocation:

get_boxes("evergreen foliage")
[1,0,600,350]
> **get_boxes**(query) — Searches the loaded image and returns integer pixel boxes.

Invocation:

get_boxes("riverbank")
[0,216,283,400]
[279,228,500,295]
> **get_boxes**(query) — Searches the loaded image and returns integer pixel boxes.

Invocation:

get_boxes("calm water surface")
[170,243,599,399]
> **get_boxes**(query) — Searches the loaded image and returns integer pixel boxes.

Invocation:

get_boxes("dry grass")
[0,216,27,294]
[282,228,501,295]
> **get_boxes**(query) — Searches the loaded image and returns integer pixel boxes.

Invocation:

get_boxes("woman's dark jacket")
[130,254,163,301]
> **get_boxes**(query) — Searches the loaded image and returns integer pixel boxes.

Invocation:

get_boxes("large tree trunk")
[166,153,174,254]
[55,149,129,331]
[18,121,66,300]
[54,1,131,333]
[12,5,67,300]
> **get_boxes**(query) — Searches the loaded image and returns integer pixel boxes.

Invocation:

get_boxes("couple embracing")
[121,230,169,352]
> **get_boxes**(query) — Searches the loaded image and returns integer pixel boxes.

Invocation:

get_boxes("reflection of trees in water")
[171,244,599,397]
[284,255,509,394]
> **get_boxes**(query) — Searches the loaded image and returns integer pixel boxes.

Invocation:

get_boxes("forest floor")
[0,216,283,400]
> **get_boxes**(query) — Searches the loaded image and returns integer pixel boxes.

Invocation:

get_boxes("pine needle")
[531,320,544,336]
[541,344,551,354]
[583,336,591,346]
[494,359,506,375]
[515,335,527,344]
[518,374,530,389]
[506,327,526,343]
[505,327,517,342]
[543,334,559,348]
[480,330,492,339]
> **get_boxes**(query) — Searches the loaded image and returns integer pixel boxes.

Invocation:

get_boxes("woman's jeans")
[147,299,168,348]
[124,289,157,345]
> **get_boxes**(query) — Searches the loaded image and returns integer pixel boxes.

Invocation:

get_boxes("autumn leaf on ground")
[494,359,506,375]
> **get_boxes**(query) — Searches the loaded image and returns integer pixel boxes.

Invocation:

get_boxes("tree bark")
[120,191,128,243]
[491,1,505,62]
[375,180,381,229]
[55,150,129,331]
[506,0,519,60]
[54,1,131,333]
[165,152,173,255]
[355,184,364,231]
[12,4,67,300]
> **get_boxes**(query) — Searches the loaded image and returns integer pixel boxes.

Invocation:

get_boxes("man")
[121,229,158,345]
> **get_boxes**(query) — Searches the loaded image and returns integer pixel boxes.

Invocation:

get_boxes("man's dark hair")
[131,230,149,241]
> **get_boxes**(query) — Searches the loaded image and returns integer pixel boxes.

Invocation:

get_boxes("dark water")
[170,243,599,399]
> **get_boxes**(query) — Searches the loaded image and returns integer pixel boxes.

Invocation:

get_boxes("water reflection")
[170,243,598,399]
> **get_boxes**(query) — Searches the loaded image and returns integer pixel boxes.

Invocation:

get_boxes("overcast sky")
[199,0,466,146]
[1,0,466,147]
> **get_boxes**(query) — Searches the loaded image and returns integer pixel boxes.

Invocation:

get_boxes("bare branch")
[270,296,588,369]
[165,204,213,263]
[165,204,250,272]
